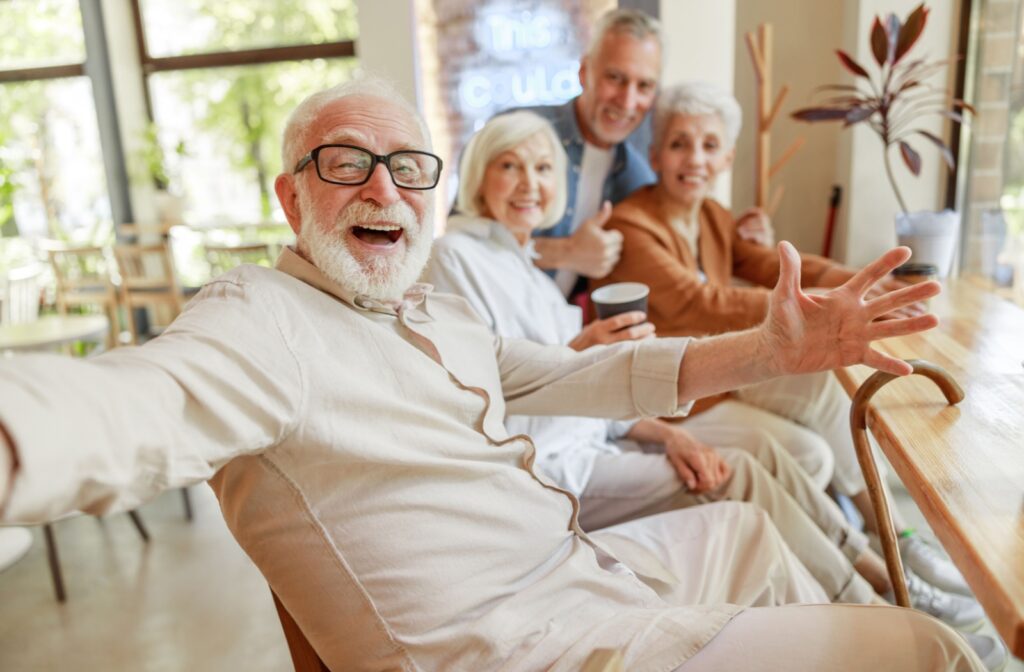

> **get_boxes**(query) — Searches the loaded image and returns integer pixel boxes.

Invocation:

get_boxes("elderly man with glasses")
[0,77,989,671]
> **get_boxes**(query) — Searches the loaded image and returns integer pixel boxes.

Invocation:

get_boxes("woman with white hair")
[422,110,934,610]
[591,81,981,625]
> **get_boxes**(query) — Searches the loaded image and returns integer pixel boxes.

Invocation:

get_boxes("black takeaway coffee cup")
[590,282,650,320]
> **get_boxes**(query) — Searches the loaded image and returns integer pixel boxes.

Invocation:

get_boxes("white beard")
[297,189,433,303]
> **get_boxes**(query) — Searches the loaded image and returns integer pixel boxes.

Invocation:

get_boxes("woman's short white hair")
[653,81,743,150]
[280,75,430,172]
[454,111,568,230]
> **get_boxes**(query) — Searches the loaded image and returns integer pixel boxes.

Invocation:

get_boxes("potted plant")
[791,3,975,275]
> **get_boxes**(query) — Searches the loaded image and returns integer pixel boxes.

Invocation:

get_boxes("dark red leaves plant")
[790,2,973,214]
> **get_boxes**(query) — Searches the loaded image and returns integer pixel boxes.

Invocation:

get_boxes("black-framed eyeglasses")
[293,144,443,190]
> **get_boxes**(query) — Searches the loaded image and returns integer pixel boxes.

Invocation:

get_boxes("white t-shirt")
[555,142,615,296]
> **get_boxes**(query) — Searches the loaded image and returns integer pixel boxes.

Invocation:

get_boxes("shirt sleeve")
[0,277,305,523]
[496,335,692,421]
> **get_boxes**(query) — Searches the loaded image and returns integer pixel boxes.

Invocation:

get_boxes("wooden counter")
[834,279,1024,657]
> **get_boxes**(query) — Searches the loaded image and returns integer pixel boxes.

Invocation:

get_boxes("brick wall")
[414,0,614,230]
[962,0,1023,277]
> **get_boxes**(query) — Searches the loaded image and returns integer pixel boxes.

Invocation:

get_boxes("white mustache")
[336,201,419,232]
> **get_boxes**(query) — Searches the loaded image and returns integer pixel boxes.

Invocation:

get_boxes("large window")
[133,0,359,226]
[958,0,1024,303]
[0,0,109,248]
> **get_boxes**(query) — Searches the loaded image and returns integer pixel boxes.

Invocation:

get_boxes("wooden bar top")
[833,279,1024,657]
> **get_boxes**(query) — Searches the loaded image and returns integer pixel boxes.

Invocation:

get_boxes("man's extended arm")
[675,243,939,404]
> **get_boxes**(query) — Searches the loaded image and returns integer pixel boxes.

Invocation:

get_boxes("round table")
[0,314,109,352]
[0,527,32,572]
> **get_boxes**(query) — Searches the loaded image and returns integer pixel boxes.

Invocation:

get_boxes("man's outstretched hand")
[759,242,941,377]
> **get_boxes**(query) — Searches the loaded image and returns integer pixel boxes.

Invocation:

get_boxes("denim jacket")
[521,98,657,240]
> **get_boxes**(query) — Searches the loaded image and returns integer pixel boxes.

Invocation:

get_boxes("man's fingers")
[843,247,913,296]
[863,348,913,376]
[592,200,613,228]
[775,241,802,298]
[867,313,939,340]
[866,281,940,319]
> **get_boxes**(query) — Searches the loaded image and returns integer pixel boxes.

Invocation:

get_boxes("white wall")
[833,0,960,266]
[733,0,844,255]
[354,0,421,108]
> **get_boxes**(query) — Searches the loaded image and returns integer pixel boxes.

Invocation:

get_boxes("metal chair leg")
[127,510,150,542]
[850,358,964,608]
[180,487,193,522]
[42,523,66,603]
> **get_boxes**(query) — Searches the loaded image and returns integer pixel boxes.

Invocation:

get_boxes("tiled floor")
[0,486,290,671]
[0,479,1019,670]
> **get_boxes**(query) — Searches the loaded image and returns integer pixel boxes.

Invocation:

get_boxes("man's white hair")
[585,8,663,59]
[653,81,743,150]
[454,111,568,231]
[281,75,431,172]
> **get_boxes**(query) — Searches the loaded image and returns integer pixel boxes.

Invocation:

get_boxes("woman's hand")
[662,427,731,493]
[568,311,654,351]
[759,243,940,377]
[735,207,775,247]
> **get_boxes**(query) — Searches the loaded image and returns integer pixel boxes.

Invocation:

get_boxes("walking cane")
[849,358,964,607]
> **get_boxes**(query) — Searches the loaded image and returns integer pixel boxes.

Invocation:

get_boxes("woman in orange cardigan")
[591,81,973,609]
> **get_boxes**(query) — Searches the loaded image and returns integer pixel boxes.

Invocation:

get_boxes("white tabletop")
[0,315,109,352]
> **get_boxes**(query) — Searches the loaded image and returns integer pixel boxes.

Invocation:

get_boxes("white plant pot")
[895,209,960,277]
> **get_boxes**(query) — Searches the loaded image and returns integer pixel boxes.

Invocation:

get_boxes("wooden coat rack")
[745,23,805,216]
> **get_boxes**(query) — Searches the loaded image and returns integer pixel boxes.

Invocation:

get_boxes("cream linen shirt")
[426,215,636,496]
[0,248,737,671]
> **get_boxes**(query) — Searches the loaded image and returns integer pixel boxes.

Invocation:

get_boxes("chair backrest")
[270,590,330,672]
[204,242,273,276]
[0,264,42,325]
[113,243,180,293]
[44,244,115,296]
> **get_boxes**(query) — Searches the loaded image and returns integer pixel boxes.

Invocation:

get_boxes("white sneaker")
[899,530,973,596]
[961,632,1009,672]
[886,568,986,631]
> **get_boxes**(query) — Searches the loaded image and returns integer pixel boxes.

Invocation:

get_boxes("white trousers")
[684,371,869,495]
[676,604,984,671]
[580,438,873,603]
[590,501,827,608]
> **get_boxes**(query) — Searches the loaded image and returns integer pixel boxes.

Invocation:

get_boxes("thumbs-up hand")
[565,201,623,278]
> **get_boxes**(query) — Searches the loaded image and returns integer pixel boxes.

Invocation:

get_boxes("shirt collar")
[274,246,433,316]
[447,214,540,261]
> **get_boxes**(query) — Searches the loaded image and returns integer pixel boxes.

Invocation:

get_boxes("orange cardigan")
[591,185,839,337]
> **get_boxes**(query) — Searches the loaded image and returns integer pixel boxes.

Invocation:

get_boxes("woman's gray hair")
[586,8,663,58]
[454,111,568,231]
[280,75,431,173]
[653,81,743,150]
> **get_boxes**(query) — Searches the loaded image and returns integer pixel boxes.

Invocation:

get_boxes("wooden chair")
[271,590,330,671]
[204,241,273,277]
[42,243,120,347]
[113,242,184,344]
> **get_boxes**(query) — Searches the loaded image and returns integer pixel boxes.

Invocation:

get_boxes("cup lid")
[893,262,938,276]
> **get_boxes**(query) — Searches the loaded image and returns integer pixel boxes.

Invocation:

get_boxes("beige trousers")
[580,438,874,603]
[732,370,869,496]
[590,501,827,607]
[677,604,984,671]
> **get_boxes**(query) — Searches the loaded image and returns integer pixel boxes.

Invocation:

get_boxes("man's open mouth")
[352,224,404,246]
